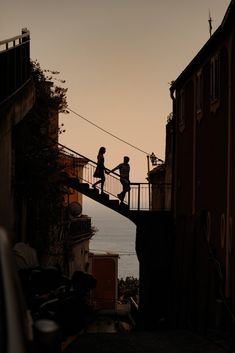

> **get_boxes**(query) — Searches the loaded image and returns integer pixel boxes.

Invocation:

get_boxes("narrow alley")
[64,329,230,353]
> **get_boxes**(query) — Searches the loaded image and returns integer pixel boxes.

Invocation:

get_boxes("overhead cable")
[67,107,152,156]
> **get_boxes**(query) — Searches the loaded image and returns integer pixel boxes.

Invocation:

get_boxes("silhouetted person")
[109,156,130,203]
[92,146,106,194]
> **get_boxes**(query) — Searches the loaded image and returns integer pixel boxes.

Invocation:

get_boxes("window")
[196,70,203,115]
[210,54,220,102]
[178,89,185,132]
[0,265,7,353]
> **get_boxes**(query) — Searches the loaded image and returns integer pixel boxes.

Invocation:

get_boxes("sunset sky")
[1,0,230,182]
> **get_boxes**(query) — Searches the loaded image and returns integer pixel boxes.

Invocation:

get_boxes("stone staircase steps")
[64,177,134,219]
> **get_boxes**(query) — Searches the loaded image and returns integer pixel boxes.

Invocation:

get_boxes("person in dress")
[92,146,106,194]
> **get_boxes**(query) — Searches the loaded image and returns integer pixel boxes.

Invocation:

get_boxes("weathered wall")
[0,80,35,241]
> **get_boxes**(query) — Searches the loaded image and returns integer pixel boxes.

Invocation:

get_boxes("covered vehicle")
[0,228,60,353]
[0,227,32,353]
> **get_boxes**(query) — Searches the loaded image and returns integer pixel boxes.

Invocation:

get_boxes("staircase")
[59,143,151,223]
[65,177,132,217]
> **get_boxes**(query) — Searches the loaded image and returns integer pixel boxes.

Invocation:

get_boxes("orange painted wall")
[89,253,118,311]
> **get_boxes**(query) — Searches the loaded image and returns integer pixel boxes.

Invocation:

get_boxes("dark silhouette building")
[170,0,235,331]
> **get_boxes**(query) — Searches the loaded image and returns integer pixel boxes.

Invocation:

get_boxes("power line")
[67,107,153,157]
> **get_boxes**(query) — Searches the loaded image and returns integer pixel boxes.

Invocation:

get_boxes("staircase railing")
[58,142,151,210]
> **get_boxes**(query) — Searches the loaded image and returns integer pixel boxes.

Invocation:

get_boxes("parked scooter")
[13,243,96,339]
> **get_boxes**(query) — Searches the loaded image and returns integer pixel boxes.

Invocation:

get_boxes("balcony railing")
[69,216,92,241]
[0,29,30,103]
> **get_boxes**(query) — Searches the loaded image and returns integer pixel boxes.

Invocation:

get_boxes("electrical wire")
[67,107,163,162]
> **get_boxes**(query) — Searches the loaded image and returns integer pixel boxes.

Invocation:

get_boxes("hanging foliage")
[14,60,70,256]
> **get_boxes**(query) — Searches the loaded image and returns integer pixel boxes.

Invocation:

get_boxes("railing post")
[147,155,151,210]
[138,184,140,211]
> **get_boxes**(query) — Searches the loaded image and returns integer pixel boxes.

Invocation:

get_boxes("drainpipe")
[170,86,176,217]
[147,155,151,210]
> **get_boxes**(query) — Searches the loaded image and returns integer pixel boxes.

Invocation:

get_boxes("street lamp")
[147,152,159,175]
[147,152,159,176]
[147,153,164,210]
[150,152,158,166]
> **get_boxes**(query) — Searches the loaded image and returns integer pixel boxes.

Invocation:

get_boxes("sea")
[83,199,139,279]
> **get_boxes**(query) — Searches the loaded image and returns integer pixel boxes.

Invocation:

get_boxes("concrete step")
[88,187,100,197]
[79,183,90,192]
[108,200,120,208]
[99,192,109,201]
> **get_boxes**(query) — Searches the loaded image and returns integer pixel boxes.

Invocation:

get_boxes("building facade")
[0,30,35,242]
[60,153,92,275]
[0,30,93,279]
[170,0,235,331]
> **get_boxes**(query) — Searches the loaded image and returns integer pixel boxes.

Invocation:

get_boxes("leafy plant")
[30,60,69,114]
[15,61,69,258]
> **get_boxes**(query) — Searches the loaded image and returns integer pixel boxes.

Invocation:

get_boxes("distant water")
[83,199,139,279]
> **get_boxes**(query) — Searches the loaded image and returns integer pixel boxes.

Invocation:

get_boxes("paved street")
[64,330,231,353]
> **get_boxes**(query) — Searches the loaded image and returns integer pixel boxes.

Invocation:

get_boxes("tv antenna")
[208,10,213,37]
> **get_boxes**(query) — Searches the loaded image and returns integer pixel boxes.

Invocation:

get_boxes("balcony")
[69,216,92,242]
[0,29,31,103]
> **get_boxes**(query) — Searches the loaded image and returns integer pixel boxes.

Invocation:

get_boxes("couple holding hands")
[92,147,130,204]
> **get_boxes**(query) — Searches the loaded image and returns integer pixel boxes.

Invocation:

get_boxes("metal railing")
[69,216,92,240]
[0,29,30,103]
[58,142,151,211]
